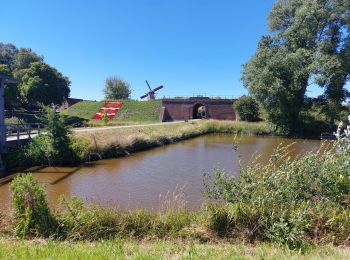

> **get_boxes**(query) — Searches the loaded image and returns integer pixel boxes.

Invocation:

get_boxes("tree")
[0,43,18,70]
[0,42,71,108]
[14,48,43,71]
[242,37,311,133]
[0,64,21,109]
[242,0,350,134]
[19,62,70,106]
[312,1,350,126]
[235,96,260,122]
[0,64,12,76]
[103,77,131,100]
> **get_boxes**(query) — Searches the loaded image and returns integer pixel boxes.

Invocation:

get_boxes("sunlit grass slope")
[112,100,162,123]
[61,101,105,120]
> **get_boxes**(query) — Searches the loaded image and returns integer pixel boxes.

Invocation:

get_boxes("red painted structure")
[92,102,123,120]
[160,98,236,122]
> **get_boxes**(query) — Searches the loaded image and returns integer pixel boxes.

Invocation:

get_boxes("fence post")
[28,125,31,139]
[17,126,20,145]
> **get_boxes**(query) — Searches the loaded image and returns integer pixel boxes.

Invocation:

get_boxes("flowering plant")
[334,115,350,161]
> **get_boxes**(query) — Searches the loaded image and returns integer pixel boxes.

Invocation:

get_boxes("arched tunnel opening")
[193,103,206,119]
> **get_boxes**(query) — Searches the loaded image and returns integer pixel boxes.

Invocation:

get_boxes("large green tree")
[242,0,350,133]
[103,77,131,100]
[20,62,70,106]
[0,43,71,107]
[14,48,43,72]
[0,64,20,109]
[0,43,18,70]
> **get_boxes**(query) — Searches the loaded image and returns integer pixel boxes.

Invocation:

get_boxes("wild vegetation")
[4,107,88,169]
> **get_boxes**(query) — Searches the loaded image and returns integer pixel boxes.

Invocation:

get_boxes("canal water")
[0,134,324,211]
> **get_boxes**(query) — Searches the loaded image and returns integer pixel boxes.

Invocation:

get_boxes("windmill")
[140,80,164,100]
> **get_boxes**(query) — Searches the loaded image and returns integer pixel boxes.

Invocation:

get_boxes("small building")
[59,98,84,112]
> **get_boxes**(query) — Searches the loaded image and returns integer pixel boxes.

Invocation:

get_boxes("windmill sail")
[140,80,164,100]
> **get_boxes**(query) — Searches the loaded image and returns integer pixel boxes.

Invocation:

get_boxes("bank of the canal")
[3,120,271,173]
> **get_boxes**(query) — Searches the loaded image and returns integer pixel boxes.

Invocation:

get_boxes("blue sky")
[2,0,322,101]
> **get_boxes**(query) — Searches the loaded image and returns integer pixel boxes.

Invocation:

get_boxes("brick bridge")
[160,97,236,122]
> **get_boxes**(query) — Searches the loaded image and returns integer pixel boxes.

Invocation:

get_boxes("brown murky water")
[0,135,324,211]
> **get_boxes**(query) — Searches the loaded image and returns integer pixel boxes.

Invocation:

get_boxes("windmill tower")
[140,80,164,100]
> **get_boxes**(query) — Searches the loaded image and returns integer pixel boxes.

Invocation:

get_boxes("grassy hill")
[61,100,162,125]
[113,100,162,122]
[61,101,105,120]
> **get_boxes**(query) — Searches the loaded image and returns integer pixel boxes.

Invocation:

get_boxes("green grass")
[61,101,105,120]
[75,120,271,159]
[113,100,162,123]
[0,238,348,259]
[61,100,162,125]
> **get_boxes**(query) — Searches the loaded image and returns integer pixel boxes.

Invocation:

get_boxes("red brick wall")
[161,99,236,121]
[207,104,236,120]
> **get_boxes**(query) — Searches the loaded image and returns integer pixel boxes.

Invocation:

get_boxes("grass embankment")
[75,120,271,159]
[113,100,162,123]
[61,101,105,120]
[0,238,348,259]
[62,100,162,126]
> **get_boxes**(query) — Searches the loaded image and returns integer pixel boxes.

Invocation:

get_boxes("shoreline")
[4,120,326,178]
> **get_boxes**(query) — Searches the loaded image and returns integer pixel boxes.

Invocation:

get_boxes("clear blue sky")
[1,0,308,101]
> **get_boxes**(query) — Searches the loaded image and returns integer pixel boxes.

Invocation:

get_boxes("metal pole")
[17,126,20,145]
[0,78,5,175]
[0,79,5,152]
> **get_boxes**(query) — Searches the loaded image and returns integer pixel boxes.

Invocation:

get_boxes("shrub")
[235,96,260,122]
[44,107,73,165]
[4,108,89,169]
[9,174,57,237]
[204,142,350,248]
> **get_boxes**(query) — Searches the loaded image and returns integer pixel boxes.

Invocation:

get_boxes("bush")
[235,96,260,122]
[9,174,57,237]
[204,142,350,248]
[4,108,89,169]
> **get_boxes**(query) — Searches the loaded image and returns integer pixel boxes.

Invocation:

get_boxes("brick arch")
[192,103,206,119]
[160,98,236,122]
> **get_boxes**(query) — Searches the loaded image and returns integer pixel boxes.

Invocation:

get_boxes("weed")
[9,174,57,237]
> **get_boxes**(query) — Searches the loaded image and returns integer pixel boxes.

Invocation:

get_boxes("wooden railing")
[5,123,45,143]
